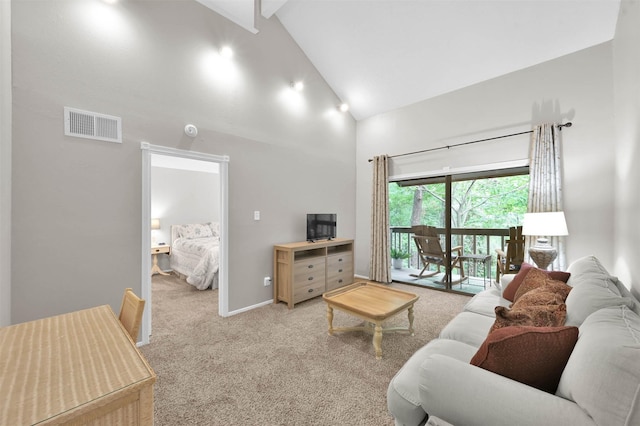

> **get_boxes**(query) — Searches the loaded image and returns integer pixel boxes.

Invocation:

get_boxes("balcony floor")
[391,267,495,295]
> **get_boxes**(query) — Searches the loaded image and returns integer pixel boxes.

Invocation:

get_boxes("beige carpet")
[141,275,470,425]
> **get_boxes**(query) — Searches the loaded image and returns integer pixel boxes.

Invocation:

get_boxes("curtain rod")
[367,122,573,162]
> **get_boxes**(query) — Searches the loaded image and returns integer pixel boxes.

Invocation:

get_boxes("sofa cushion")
[470,326,578,393]
[387,339,478,426]
[503,263,570,302]
[566,255,613,282]
[439,312,496,347]
[463,287,510,317]
[556,306,640,426]
[564,277,635,326]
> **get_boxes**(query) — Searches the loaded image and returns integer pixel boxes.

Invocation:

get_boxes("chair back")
[119,288,145,341]
[505,226,525,269]
[411,226,447,259]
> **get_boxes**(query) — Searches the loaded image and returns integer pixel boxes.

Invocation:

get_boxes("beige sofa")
[387,255,640,426]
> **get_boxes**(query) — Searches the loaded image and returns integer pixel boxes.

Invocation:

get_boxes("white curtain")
[527,123,566,270]
[370,155,391,283]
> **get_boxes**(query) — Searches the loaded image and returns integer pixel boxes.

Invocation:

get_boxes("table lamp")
[522,211,568,270]
[151,218,160,246]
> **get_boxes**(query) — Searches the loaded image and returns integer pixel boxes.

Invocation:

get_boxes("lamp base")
[528,238,557,270]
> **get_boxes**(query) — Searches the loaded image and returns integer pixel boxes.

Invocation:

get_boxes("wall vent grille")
[64,107,122,143]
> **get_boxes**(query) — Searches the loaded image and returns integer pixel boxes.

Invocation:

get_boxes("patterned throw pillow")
[513,267,570,302]
[503,262,571,302]
[471,326,579,393]
[491,303,567,334]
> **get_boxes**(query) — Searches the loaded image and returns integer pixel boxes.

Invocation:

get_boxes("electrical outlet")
[263,277,271,286]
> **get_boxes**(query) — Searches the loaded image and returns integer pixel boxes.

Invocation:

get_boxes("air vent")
[64,107,122,143]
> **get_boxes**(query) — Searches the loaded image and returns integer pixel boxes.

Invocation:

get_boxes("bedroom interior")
[2,0,640,424]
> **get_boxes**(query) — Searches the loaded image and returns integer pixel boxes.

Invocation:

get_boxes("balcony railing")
[390,226,511,280]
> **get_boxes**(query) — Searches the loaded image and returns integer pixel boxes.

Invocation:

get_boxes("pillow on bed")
[180,223,214,239]
[209,222,220,238]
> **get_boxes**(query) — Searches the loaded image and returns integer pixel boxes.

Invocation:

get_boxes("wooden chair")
[495,226,525,283]
[410,225,465,283]
[118,288,145,341]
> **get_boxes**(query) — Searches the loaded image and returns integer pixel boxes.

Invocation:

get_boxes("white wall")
[613,0,640,298]
[10,0,356,323]
[151,165,220,270]
[355,43,616,279]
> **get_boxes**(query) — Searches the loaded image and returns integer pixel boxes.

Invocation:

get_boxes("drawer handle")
[308,265,314,269]
[308,288,314,293]
[308,277,313,281]
[338,279,343,283]
[338,258,343,262]
[338,269,343,273]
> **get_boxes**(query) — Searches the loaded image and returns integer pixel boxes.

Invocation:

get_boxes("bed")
[169,222,220,290]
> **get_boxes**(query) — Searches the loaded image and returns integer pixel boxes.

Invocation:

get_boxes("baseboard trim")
[227,299,273,316]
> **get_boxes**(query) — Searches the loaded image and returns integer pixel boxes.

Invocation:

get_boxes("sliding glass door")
[389,167,529,294]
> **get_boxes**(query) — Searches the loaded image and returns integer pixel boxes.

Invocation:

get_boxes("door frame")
[140,142,230,344]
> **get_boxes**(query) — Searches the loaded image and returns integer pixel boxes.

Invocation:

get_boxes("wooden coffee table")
[322,282,419,359]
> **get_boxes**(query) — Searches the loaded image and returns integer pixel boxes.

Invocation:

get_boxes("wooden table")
[151,244,171,276]
[323,282,419,359]
[0,305,156,425]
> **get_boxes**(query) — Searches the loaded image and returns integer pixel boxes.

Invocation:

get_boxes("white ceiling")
[198,0,621,121]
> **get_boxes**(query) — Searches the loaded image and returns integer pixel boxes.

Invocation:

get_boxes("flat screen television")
[306,214,337,242]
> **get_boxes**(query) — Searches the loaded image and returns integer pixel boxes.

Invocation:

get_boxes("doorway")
[140,143,229,345]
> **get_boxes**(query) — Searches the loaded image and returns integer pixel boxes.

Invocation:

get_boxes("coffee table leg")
[408,305,415,336]
[373,323,383,360]
[327,304,334,335]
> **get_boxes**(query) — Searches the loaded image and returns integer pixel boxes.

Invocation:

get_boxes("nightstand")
[151,245,171,276]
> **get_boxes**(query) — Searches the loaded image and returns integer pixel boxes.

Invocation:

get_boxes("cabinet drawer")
[294,257,326,283]
[327,252,352,267]
[294,280,325,303]
[326,274,353,292]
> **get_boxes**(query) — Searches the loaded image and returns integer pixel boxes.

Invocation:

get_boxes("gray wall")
[613,0,640,299]
[10,0,356,323]
[355,42,616,280]
[0,1,11,327]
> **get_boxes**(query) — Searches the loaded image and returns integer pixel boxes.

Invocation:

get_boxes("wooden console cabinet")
[273,238,354,308]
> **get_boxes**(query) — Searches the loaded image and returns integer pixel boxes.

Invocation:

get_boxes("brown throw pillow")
[511,281,573,309]
[513,268,570,302]
[470,326,579,393]
[503,262,571,302]
[491,303,567,334]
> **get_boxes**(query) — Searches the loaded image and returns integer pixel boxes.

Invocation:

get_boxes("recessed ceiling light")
[102,0,118,4]
[220,46,234,59]
[338,103,349,112]
[291,81,304,91]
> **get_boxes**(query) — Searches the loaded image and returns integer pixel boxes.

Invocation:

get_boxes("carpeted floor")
[140,274,470,425]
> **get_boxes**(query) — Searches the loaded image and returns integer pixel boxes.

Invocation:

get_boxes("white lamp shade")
[522,212,568,237]
[151,218,161,230]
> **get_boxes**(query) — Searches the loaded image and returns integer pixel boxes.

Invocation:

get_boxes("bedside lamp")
[151,218,160,246]
[522,212,568,270]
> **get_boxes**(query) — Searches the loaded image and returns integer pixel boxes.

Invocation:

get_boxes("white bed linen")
[170,237,220,290]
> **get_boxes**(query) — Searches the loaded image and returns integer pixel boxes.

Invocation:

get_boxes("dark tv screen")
[306,214,336,242]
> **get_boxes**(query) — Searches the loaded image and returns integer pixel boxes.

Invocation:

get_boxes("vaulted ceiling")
[196,0,621,120]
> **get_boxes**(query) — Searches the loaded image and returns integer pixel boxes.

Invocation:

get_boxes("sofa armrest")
[419,354,595,426]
